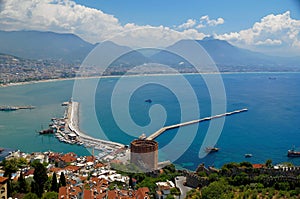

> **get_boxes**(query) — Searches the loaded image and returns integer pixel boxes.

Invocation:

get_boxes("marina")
[41,100,125,160]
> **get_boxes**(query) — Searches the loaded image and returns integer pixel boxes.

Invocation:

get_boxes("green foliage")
[197,171,207,177]
[239,161,253,168]
[17,171,28,193]
[201,179,231,199]
[170,187,180,196]
[33,162,48,197]
[232,172,250,186]
[51,173,58,192]
[208,173,219,182]
[186,189,201,199]
[2,158,18,177]
[265,159,272,168]
[274,182,290,191]
[165,194,175,199]
[59,172,66,187]
[23,192,39,199]
[42,191,58,199]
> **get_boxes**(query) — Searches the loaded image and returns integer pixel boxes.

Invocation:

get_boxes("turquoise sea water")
[0,73,300,170]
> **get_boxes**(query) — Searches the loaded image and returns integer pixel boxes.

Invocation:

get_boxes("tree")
[265,159,272,168]
[201,179,230,199]
[23,192,39,199]
[42,191,58,199]
[18,171,28,193]
[51,173,58,192]
[59,172,66,187]
[170,187,180,196]
[33,162,48,197]
[2,158,18,197]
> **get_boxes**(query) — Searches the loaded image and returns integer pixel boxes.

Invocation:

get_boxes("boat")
[39,129,54,134]
[287,146,300,157]
[145,99,152,103]
[0,106,18,111]
[205,147,219,153]
[245,154,253,158]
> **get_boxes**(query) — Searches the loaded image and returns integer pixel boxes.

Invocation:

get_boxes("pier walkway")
[146,108,248,140]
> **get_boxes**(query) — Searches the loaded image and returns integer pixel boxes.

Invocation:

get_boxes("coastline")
[66,101,125,150]
[1,71,299,88]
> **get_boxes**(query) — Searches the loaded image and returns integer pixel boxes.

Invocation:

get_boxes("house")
[156,181,174,199]
[0,176,8,199]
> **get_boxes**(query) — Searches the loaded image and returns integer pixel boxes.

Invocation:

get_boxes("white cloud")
[0,0,208,47]
[177,19,196,29]
[199,15,224,27]
[255,39,282,46]
[216,11,300,54]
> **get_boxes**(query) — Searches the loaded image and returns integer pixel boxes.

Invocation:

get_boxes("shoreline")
[1,71,299,88]
[66,101,125,150]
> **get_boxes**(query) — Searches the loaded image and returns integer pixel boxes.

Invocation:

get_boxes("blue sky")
[73,0,300,32]
[0,0,300,55]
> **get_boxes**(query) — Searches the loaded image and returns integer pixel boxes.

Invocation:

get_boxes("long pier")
[146,108,248,140]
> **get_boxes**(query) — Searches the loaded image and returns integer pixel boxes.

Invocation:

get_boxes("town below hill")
[1,30,300,85]
[0,148,300,199]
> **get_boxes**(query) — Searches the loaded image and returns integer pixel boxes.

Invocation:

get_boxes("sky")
[0,0,300,56]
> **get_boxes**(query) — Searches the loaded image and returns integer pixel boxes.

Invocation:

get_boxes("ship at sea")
[205,147,219,153]
[287,146,300,157]
[0,106,18,111]
[0,105,35,111]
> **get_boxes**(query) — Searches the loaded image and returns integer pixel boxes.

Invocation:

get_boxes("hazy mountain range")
[0,30,299,70]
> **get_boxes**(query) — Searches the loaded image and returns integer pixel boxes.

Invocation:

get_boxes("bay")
[0,72,300,170]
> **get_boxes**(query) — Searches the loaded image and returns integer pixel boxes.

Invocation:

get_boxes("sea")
[0,72,300,170]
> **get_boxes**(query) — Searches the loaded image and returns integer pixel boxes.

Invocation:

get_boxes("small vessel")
[205,147,219,153]
[287,146,300,157]
[39,129,54,134]
[0,106,18,111]
[145,99,152,103]
[245,154,253,158]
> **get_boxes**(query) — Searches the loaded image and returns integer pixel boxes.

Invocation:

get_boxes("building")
[130,139,158,172]
[0,176,8,199]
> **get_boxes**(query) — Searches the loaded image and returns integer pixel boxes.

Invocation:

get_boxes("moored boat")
[245,154,253,158]
[205,147,219,153]
[287,147,300,157]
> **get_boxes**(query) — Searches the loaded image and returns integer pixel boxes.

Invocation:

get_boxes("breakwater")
[146,108,248,140]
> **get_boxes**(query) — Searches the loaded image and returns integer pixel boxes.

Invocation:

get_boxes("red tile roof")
[86,156,95,162]
[107,190,117,199]
[0,176,8,184]
[60,153,77,163]
[24,169,35,176]
[253,164,264,169]
[59,186,67,199]
[136,187,150,199]
[65,165,80,172]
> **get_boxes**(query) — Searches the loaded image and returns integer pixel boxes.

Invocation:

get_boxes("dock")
[44,100,125,160]
[146,108,248,140]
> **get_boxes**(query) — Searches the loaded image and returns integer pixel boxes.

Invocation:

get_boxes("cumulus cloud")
[0,0,207,47]
[177,19,196,29]
[255,39,282,46]
[199,15,224,27]
[216,11,300,54]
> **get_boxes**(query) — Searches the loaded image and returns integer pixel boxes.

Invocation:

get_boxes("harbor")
[42,100,126,160]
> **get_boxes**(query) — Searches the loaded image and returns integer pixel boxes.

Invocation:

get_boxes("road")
[175,176,193,199]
